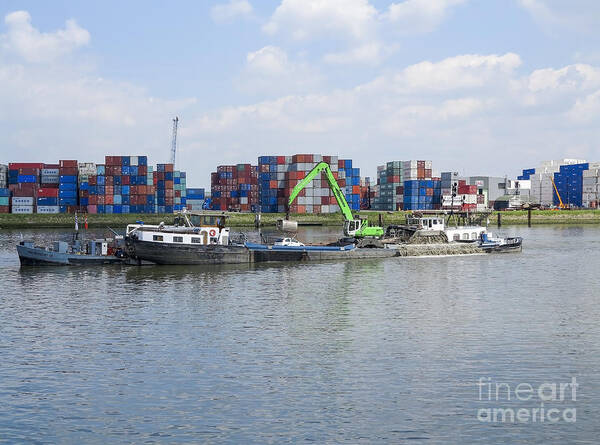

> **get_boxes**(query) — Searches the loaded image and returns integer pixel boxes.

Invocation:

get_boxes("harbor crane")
[170,116,179,167]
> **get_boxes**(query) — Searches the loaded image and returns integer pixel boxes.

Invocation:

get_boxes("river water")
[0,225,599,444]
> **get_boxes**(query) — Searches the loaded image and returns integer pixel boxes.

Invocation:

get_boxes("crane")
[287,161,384,238]
[170,116,179,166]
[550,175,566,209]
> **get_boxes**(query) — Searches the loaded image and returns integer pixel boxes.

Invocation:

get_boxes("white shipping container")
[305,205,313,213]
[240,197,248,205]
[403,160,418,169]
[424,160,432,169]
[12,196,34,205]
[130,156,138,166]
[313,154,323,162]
[321,205,330,213]
[42,168,59,175]
[36,206,60,214]
[12,205,34,214]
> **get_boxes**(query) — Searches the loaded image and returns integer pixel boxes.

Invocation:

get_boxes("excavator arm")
[288,161,355,221]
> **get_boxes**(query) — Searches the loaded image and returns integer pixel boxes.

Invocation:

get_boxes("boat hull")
[17,244,124,266]
[130,239,250,265]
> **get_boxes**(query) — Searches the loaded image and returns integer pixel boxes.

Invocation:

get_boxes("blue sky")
[1,0,599,187]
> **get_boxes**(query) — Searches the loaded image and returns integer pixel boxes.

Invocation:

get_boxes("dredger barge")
[125,161,520,265]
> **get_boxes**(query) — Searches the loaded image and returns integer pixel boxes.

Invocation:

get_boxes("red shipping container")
[9,163,44,169]
[17,168,40,175]
[165,180,174,189]
[165,164,174,173]
[59,160,78,168]
[88,176,97,186]
[97,195,105,204]
[105,195,113,205]
[424,169,432,178]
[313,205,321,213]
[0,206,9,213]
[426,188,433,196]
[40,183,59,188]
[87,205,97,214]
[43,163,60,169]
[106,176,114,186]
[59,167,78,175]
[38,188,59,197]
[277,156,285,164]
[121,175,130,185]
[89,195,97,205]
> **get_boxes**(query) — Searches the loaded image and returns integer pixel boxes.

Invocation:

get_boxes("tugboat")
[17,237,126,266]
[478,233,523,253]
[125,210,250,265]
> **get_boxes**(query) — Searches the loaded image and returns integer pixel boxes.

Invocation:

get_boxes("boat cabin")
[406,216,446,231]
[126,210,231,246]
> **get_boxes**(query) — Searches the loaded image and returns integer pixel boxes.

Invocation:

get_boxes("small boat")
[17,237,126,266]
[478,233,523,253]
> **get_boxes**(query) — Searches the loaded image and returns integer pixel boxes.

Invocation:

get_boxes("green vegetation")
[1,209,599,229]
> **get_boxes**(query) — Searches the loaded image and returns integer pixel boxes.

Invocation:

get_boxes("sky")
[1,0,599,187]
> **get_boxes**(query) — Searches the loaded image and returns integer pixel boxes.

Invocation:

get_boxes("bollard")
[528,208,532,227]
[497,212,502,227]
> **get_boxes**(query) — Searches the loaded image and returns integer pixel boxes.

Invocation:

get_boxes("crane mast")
[170,116,179,166]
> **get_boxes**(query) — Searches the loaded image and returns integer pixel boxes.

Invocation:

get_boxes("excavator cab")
[343,219,363,237]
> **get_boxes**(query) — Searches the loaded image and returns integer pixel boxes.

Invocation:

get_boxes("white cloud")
[210,0,253,23]
[528,64,600,92]
[385,0,467,33]
[517,0,600,32]
[2,10,90,63]
[263,0,378,41]
[238,46,322,96]
[323,42,391,65]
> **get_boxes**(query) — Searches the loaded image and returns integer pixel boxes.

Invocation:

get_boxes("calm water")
[1,225,599,444]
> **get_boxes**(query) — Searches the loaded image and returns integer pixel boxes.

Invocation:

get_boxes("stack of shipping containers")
[258,154,359,214]
[525,159,586,206]
[372,161,403,210]
[58,160,78,213]
[211,164,258,211]
[582,163,600,208]
[0,164,8,213]
[186,188,205,211]
[173,171,187,211]
[156,163,174,214]
[8,163,43,214]
[402,160,442,211]
[553,163,589,208]
[38,163,60,214]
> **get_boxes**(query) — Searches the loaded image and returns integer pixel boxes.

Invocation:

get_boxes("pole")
[528,208,532,227]
[497,212,502,227]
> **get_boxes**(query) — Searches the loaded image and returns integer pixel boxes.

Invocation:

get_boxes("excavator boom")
[287,161,384,238]
[288,162,355,221]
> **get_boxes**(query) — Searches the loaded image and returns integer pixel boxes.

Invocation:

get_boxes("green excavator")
[287,161,384,239]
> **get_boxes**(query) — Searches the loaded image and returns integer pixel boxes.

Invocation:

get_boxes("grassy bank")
[1,209,599,229]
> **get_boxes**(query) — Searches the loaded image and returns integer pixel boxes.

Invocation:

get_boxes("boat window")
[471,232,477,240]
[462,233,469,240]
[453,234,460,241]
[191,237,201,244]
[153,235,163,241]
[173,236,183,243]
